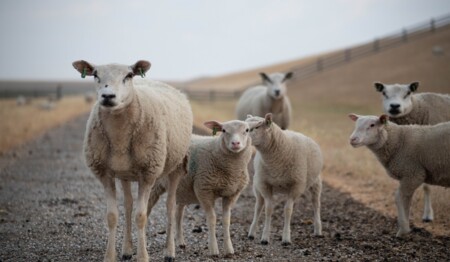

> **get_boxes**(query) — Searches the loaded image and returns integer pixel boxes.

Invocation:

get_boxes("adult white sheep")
[147,120,253,256]
[246,113,323,245]
[348,114,450,237]
[236,72,293,130]
[374,82,450,222]
[72,60,193,262]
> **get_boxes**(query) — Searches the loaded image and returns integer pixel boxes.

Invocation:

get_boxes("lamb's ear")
[379,114,389,125]
[246,114,253,119]
[283,72,293,82]
[265,113,273,126]
[72,60,95,78]
[348,113,359,122]
[131,60,151,78]
[259,72,272,84]
[204,120,223,136]
[374,82,385,92]
[409,82,419,92]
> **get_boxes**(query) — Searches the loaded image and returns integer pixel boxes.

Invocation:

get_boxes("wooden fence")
[183,13,450,101]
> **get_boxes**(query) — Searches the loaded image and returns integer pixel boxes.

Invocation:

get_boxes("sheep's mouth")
[101,100,117,107]
[388,109,401,116]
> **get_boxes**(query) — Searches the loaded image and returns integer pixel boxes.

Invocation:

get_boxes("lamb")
[236,72,293,130]
[72,60,193,262]
[348,113,450,237]
[147,120,253,256]
[246,113,323,245]
[374,82,450,222]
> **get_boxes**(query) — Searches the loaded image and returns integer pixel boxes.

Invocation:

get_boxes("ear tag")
[139,68,145,78]
[81,67,87,78]
[212,127,217,136]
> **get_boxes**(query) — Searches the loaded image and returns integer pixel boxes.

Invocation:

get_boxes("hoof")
[261,240,269,245]
[248,235,254,240]
[121,254,132,260]
[179,244,186,249]
[422,218,433,223]
[192,226,202,233]
[164,256,175,262]
[281,241,291,246]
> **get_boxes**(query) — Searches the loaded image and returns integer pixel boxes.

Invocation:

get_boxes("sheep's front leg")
[261,189,274,245]
[175,204,186,249]
[310,178,322,236]
[136,177,156,262]
[199,198,219,256]
[422,184,434,222]
[248,188,264,240]
[164,171,183,261]
[99,176,118,262]
[120,180,133,260]
[395,179,421,237]
[222,195,239,255]
[282,197,295,245]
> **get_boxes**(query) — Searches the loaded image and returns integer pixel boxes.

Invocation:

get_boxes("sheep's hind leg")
[260,189,274,245]
[310,178,322,236]
[422,184,434,223]
[248,188,264,240]
[135,177,156,262]
[120,180,133,260]
[164,170,183,261]
[99,176,118,262]
[282,197,295,245]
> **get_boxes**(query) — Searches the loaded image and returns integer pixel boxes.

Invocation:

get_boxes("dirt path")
[0,115,448,261]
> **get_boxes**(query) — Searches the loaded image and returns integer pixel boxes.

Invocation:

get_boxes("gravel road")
[0,115,449,261]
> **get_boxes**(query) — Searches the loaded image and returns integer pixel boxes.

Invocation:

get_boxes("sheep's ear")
[348,113,359,122]
[265,113,273,126]
[72,60,95,78]
[374,82,385,92]
[409,82,419,92]
[131,60,151,78]
[246,114,253,119]
[259,72,272,84]
[204,121,223,136]
[379,114,389,125]
[283,72,293,82]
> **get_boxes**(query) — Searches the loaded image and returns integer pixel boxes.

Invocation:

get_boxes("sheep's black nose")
[102,94,116,100]
[390,103,400,109]
[275,90,280,96]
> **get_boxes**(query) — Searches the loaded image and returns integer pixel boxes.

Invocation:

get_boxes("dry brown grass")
[0,96,93,154]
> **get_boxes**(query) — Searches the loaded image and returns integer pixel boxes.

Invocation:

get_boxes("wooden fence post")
[316,58,323,71]
[209,90,215,101]
[430,19,435,32]
[402,28,408,42]
[373,39,379,52]
[345,49,351,62]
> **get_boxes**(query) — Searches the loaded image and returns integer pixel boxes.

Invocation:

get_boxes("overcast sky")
[0,0,449,81]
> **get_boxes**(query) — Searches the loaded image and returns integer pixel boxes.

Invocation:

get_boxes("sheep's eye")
[222,129,226,133]
[255,126,259,129]
[404,91,411,99]
[93,73,100,83]
[245,128,249,132]
[382,92,388,98]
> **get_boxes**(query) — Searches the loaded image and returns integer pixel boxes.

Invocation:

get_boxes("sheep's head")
[260,72,293,100]
[204,120,251,153]
[72,60,151,111]
[348,113,389,148]
[245,113,273,147]
[374,82,419,118]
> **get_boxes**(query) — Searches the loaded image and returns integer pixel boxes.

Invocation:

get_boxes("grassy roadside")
[0,96,93,154]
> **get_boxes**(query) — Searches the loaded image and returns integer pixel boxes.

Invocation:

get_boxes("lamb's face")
[374,82,418,118]
[72,60,151,111]
[204,120,251,153]
[348,114,388,148]
[260,72,293,100]
[245,113,273,147]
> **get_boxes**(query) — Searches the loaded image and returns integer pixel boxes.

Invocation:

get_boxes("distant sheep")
[236,72,293,129]
[147,120,253,256]
[246,113,323,245]
[72,60,193,262]
[349,114,450,237]
[374,82,450,222]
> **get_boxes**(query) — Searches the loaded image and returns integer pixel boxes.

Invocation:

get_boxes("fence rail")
[183,13,450,101]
